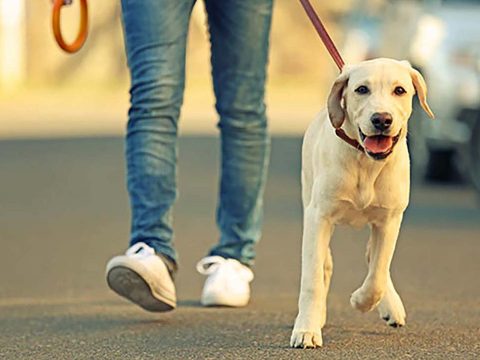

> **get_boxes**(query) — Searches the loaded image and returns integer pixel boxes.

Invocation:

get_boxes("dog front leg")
[350,214,403,313]
[291,208,333,348]
[377,274,406,327]
[365,234,406,327]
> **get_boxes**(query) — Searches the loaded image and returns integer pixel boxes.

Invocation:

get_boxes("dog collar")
[335,128,365,152]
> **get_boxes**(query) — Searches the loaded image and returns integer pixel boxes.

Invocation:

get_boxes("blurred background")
[1,1,480,357]
[0,0,344,138]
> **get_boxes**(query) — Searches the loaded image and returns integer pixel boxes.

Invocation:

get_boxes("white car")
[342,0,480,191]
[409,0,480,185]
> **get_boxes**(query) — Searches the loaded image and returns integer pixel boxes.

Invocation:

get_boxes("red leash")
[299,0,367,153]
[298,0,345,71]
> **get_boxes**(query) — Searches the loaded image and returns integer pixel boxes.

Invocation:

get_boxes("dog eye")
[394,86,406,96]
[355,86,370,95]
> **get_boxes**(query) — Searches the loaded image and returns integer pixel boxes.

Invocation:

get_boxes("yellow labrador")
[290,58,434,348]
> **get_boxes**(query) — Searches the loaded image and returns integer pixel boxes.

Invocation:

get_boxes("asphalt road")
[1,136,479,359]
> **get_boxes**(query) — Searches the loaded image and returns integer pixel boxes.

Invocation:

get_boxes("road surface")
[0,137,479,359]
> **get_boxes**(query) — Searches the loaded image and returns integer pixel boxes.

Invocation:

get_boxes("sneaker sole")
[107,266,175,312]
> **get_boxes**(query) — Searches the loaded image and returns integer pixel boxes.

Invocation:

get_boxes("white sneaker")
[106,242,176,312]
[196,256,254,307]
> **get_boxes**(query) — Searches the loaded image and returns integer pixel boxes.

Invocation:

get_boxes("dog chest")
[330,202,391,228]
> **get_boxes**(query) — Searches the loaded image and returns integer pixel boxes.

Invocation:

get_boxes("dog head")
[327,58,434,160]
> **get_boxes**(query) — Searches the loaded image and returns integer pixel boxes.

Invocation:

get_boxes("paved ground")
[1,136,479,359]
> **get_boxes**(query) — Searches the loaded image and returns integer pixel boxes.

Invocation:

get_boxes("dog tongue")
[363,136,393,154]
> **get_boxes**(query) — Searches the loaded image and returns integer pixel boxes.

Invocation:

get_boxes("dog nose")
[371,112,393,131]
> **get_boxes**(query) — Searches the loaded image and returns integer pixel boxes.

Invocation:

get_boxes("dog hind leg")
[320,247,333,328]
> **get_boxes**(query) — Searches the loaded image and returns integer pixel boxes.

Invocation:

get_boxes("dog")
[290,58,434,348]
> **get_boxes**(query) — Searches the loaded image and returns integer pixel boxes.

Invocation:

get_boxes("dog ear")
[410,68,435,119]
[327,70,350,129]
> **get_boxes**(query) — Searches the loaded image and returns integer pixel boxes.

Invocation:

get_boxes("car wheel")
[469,118,480,194]
[425,149,458,182]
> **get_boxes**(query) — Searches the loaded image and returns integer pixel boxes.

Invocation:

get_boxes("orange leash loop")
[298,0,345,71]
[52,0,88,53]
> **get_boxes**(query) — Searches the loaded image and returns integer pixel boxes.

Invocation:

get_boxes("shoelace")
[196,256,254,282]
[126,242,155,258]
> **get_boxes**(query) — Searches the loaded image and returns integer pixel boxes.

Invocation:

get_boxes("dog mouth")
[359,129,401,160]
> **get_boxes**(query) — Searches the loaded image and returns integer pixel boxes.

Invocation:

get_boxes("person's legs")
[122,0,195,265]
[204,0,274,266]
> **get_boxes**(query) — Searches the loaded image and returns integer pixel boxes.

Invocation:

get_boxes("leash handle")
[298,0,345,71]
[52,0,88,53]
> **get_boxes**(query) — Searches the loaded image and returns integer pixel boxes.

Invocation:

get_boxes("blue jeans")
[122,0,273,266]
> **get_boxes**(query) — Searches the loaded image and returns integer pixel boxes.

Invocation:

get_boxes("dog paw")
[290,330,323,348]
[377,291,406,328]
[350,286,383,313]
